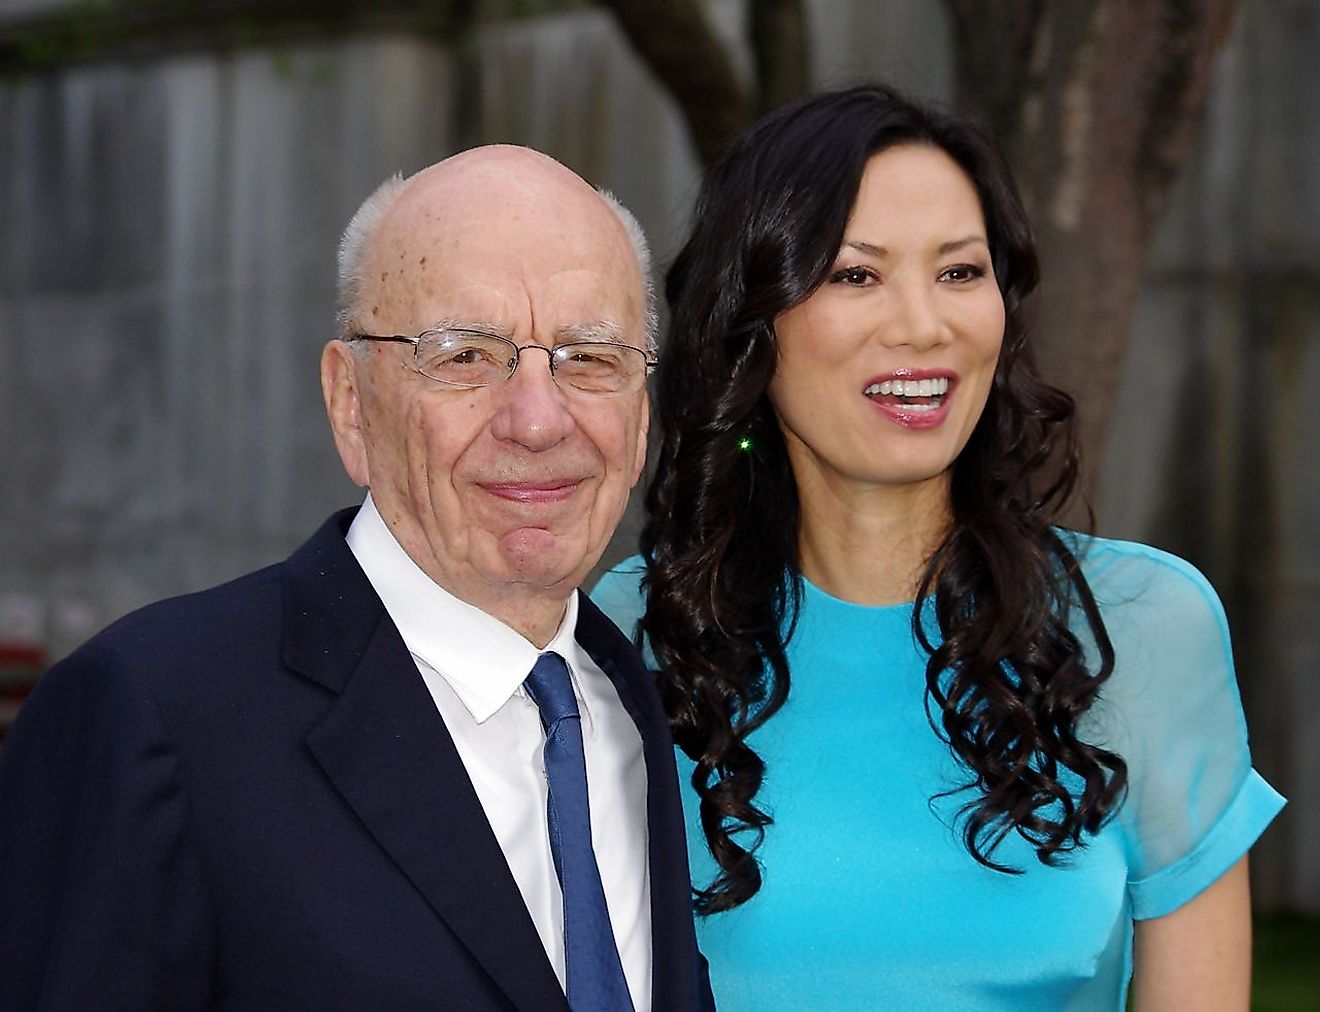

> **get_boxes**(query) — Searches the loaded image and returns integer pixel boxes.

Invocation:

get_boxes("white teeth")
[863,377,951,398]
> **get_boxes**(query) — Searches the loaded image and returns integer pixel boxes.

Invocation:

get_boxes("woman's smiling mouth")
[863,375,951,411]
[862,372,956,427]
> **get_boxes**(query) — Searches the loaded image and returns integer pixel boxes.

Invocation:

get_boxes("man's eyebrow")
[556,321,626,344]
[434,317,513,338]
[429,319,629,344]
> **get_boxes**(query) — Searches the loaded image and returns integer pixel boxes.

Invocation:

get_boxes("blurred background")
[0,0,1316,1002]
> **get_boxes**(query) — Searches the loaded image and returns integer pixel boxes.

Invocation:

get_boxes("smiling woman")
[591,84,1284,1010]
[769,144,1006,499]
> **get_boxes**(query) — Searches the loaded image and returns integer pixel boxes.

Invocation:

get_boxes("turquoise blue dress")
[591,535,1285,1010]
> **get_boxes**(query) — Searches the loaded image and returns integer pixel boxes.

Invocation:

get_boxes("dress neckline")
[800,574,920,617]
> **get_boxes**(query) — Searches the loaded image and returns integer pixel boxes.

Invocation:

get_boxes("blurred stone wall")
[0,0,1314,910]
[1,36,456,650]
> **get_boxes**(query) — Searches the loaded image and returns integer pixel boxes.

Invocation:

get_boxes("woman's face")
[768,143,1005,499]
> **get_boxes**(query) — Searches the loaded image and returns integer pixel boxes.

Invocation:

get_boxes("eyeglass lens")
[414,331,647,394]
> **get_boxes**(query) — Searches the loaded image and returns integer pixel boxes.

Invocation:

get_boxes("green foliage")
[4,0,114,71]
[0,0,591,76]
[1252,916,1320,1011]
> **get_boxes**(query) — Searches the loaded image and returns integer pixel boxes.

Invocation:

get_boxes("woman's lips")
[478,480,583,504]
[866,399,952,430]
[862,371,956,430]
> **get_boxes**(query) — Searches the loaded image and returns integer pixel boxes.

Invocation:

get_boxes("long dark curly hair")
[640,84,1128,914]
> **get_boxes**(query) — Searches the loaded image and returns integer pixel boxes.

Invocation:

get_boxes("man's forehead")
[378,147,626,258]
[368,250,641,329]
[379,208,627,275]
[360,151,643,334]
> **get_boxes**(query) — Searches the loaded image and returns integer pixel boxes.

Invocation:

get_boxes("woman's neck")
[795,468,953,607]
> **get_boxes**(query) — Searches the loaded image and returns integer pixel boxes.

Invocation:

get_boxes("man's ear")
[321,340,371,487]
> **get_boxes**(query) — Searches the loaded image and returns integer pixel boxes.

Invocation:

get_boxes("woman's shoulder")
[1062,531,1230,646]
[1065,532,1238,759]
[589,553,649,638]
[1068,532,1241,784]
[1065,530,1215,590]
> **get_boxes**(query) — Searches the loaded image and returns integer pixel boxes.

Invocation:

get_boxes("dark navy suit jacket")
[0,510,712,1011]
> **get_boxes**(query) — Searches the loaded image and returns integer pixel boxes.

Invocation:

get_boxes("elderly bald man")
[0,147,712,1012]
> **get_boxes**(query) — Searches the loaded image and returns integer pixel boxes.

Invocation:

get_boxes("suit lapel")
[285,513,569,1012]
[576,595,707,1011]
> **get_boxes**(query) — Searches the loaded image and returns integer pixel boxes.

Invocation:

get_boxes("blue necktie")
[524,652,636,1012]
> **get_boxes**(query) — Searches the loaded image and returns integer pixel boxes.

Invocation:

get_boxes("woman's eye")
[940,264,987,283]
[830,266,875,286]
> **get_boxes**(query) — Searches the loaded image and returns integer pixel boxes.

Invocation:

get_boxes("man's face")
[324,149,649,630]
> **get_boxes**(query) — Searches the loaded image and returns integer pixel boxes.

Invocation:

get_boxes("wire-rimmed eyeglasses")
[347,327,656,396]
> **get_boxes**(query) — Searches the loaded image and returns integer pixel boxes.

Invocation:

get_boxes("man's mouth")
[863,376,950,413]
[478,480,583,504]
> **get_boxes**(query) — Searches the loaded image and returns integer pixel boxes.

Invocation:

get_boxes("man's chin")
[490,528,592,590]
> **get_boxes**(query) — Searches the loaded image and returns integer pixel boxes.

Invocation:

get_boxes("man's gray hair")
[596,188,658,355]
[336,172,407,342]
[334,170,658,354]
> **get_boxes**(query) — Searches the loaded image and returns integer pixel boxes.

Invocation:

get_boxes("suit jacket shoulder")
[0,510,712,1010]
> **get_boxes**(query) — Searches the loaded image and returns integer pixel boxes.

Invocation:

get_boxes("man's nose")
[881,281,951,351]
[488,345,577,450]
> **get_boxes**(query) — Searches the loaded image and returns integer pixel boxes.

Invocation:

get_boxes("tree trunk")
[948,0,1239,488]
[595,0,755,167]
[750,0,811,115]
[596,0,809,167]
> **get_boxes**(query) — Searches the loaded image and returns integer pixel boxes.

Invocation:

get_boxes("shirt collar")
[346,493,588,724]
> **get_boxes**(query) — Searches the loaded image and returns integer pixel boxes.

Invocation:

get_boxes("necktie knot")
[525,651,580,729]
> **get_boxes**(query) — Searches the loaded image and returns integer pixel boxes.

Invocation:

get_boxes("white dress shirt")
[346,495,652,1010]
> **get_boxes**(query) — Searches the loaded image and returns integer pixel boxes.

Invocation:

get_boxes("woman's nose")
[880,282,951,351]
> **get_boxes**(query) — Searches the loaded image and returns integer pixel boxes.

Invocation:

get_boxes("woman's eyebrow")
[937,235,989,255]
[842,239,887,258]
[841,235,989,258]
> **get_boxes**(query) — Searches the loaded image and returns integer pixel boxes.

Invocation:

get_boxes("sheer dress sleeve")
[1077,539,1285,920]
